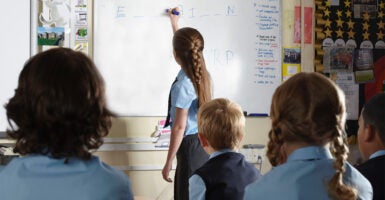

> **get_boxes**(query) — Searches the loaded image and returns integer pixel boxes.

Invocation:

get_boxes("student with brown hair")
[161,7,212,200]
[0,48,133,200]
[356,92,385,200]
[190,98,260,200]
[244,72,372,200]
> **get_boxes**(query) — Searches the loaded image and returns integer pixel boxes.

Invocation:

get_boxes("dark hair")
[5,48,113,160]
[267,72,356,200]
[173,27,212,106]
[362,92,385,145]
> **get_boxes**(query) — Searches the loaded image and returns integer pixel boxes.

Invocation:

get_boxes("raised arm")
[168,7,180,33]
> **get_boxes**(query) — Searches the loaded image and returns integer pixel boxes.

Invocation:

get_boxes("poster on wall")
[282,47,301,81]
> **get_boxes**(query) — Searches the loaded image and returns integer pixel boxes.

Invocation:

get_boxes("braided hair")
[266,72,357,200]
[172,27,212,107]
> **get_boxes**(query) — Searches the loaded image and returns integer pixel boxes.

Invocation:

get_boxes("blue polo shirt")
[170,69,198,135]
[0,154,133,200]
[243,146,372,200]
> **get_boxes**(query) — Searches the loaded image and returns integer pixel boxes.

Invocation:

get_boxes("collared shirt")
[369,150,385,159]
[170,69,198,135]
[0,154,133,200]
[189,149,234,200]
[244,146,373,200]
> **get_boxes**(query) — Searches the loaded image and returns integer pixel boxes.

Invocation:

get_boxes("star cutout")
[379,11,385,19]
[324,9,331,18]
[324,28,333,37]
[380,2,385,9]
[347,20,355,29]
[377,30,385,40]
[363,31,370,40]
[378,21,385,30]
[325,1,331,7]
[344,0,351,7]
[336,28,344,38]
[325,19,332,28]
[363,22,370,30]
[347,29,355,39]
[336,18,344,27]
[346,10,352,18]
[336,10,343,18]
[363,12,370,21]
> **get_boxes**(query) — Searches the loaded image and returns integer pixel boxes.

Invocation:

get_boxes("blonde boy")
[189,98,260,200]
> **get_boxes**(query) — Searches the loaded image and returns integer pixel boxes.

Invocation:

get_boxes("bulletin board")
[314,0,385,135]
[93,0,282,116]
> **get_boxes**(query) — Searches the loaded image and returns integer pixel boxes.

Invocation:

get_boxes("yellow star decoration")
[344,0,351,8]
[323,9,331,18]
[324,28,332,37]
[378,21,385,30]
[346,10,352,18]
[380,2,385,9]
[336,18,344,27]
[325,19,332,28]
[379,11,385,19]
[363,12,370,21]
[336,10,343,18]
[347,29,355,39]
[336,28,344,38]
[363,31,370,40]
[347,20,355,29]
[325,0,331,7]
[363,22,370,31]
[377,30,385,40]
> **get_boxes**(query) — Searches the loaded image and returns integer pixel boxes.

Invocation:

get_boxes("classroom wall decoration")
[315,0,385,71]
[315,0,385,135]
[93,0,282,116]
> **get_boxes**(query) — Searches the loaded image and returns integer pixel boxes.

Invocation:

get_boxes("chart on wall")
[93,0,282,116]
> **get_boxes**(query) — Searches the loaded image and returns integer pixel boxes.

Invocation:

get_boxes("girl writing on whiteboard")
[243,72,372,200]
[161,7,212,200]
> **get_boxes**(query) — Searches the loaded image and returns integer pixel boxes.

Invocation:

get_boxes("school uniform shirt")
[0,154,133,200]
[170,69,198,135]
[356,150,385,200]
[243,146,373,200]
[189,149,261,200]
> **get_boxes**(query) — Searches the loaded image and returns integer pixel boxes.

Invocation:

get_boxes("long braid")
[173,27,212,107]
[188,34,211,107]
[328,129,357,200]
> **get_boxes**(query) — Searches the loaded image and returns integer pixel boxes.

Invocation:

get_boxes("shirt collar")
[369,150,385,159]
[210,149,234,159]
[177,69,187,81]
[287,146,333,162]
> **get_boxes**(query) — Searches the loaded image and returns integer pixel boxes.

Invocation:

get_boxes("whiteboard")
[93,0,282,116]
[0,2,30,132]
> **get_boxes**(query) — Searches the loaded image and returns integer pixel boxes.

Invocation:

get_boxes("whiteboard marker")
[166,9,180,16]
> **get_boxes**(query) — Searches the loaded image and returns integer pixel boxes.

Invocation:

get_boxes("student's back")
[0,48,133,200]
[190,98,260,200]
[244,147,370,200]
[244,72,372,200]
[0,155,131,200]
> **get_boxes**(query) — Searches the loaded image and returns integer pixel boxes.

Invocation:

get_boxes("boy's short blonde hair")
[197,98,245,150]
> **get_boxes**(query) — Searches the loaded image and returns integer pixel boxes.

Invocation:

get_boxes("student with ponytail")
[161,7,212,200]
[244,72,372,200]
